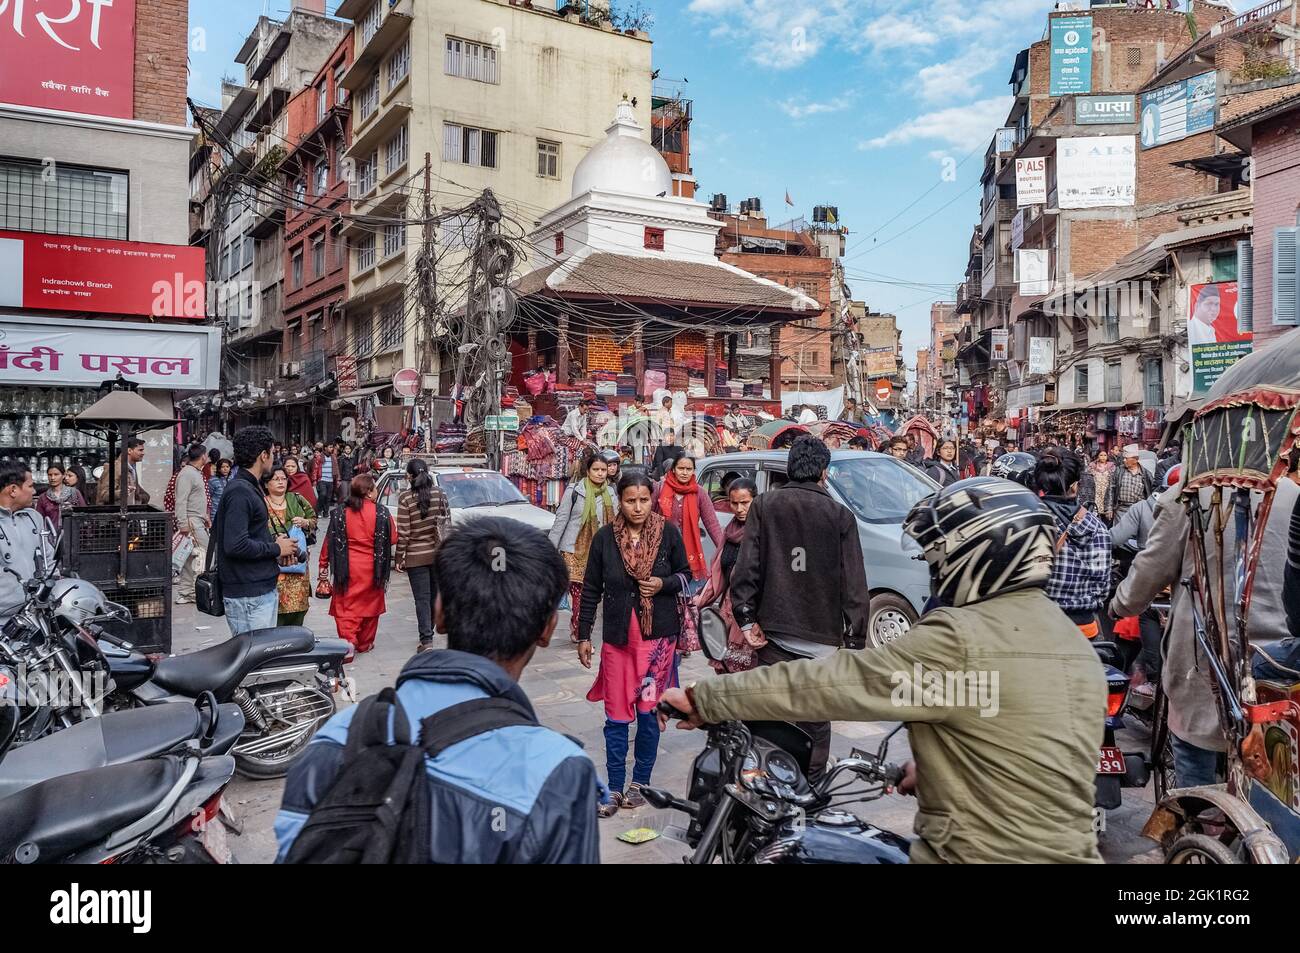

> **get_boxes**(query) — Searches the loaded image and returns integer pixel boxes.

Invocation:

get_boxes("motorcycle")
[1,557,351,779]
[1092,640,1151,812]
[644,705,911,864]
[0,666,240,863]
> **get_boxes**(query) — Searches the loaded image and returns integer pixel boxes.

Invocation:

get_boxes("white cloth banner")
[1028,337,1055,375]
[1018,249,1051,295]
[1057,135,1135,209]
[782,386,844,420]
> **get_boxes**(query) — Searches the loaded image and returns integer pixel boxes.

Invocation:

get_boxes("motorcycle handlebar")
[656,700,692,721]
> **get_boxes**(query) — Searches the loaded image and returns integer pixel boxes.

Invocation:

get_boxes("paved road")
[173,574,1160,864]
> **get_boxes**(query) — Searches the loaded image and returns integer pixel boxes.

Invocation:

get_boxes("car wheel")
[869,594,916,648]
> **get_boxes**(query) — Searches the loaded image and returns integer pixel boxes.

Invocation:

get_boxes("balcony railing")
[1212,0,1287,35]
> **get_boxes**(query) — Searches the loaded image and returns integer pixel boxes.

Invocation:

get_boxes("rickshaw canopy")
[744,420,807,451]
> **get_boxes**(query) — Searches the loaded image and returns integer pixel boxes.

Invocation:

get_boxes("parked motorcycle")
[1,563,351,779]
[644,705,911,864]
[0,666,239,863]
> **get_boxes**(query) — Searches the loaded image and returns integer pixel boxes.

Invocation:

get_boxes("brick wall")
[720,251,832,382]
[1251,110,1300,349]
[586,335,628,373]
[1134,129,1219,206]
[133,0,188,126]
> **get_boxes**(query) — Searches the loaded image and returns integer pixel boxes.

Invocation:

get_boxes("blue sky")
[186,0,1066,368]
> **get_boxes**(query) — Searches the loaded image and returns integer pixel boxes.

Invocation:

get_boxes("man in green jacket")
[660,476,1105,864]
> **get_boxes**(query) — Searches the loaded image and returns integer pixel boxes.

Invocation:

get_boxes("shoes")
[1132,682,1156,699]
[416,641,435,654]
[597,791,626,818]
[623,782,646,809]
[174,596,194,605]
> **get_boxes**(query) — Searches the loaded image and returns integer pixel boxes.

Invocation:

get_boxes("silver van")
[696,449,936,647]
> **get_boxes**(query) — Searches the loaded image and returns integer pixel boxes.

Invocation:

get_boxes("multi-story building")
[651,81,694,199]
[276,32,356,443]
[334,0,653,400]
[0,0,216,499]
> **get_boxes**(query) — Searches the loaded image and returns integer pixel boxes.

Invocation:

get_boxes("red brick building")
[278,32,355,439]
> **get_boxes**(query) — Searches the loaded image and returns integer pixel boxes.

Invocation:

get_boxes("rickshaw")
[1142,333,1300,864]
[743,420,807,451]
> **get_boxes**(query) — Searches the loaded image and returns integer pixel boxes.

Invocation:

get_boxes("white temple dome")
[570,97,673,200]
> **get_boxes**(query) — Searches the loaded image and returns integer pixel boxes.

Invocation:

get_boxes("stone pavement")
[172,573,1160,864]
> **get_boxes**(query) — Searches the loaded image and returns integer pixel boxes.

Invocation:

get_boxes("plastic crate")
[61,506,174,583]
[93,581,172,655]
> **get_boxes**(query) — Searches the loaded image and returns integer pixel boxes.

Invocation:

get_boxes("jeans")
[1171,734,1221,788]
[223,588,278,636]
[604,713,661,793]
[406,564,438,645]
[316,481,334,516]
[1251,638,1300,682]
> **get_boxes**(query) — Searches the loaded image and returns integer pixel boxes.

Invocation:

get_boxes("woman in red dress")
[319,473,397,653]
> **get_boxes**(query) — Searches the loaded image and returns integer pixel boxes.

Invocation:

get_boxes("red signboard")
[392,367,420,398]
[0,230,206,318]
[874,379,893,402]
[0,0,136,120]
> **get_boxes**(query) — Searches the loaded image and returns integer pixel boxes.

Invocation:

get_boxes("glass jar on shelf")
[0,418,14,446]
[16,416,33,446]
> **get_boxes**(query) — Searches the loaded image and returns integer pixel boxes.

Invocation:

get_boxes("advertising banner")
[1011,209,1025,251]
[0,231,206,318]
[864,347,897,376]
[1057,136,1135,209]
[1028,337,1055,375]
[1076,95,1135,125]
[1015,156,1047,206]
[1050,16,1092,96]
[0,0,136,120]
[1017,249,1051,295]
[991,329,1009,362]
[1189,282,1251,395]
[0,314,220,390]
[1140,72,1216,149]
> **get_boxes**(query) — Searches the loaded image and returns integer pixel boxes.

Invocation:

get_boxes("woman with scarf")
[925,438,962,488]
[577,472,690,816]
[654,455,723,596]
[35,464,85,531]
[1078,449,1116,524]
[693,478,765,673]
[549,452,616,643]
[282,455,318,511]
[319,473,396,653]
[265,465,317,626]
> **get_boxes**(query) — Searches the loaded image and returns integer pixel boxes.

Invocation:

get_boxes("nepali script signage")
[1076,95,1135,125]
[1050,15,1092,96]
[0,315,221,391]
[0,231,205,319]
[1140,72,1216,149]
[0,0,136,120]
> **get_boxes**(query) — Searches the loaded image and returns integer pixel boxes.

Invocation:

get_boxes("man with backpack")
[274,517,600,864]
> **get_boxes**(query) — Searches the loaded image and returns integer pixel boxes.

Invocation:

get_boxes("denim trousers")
[604,712,661,793]
[223,588,278,636]
[406,564,439,645]
[1171,734,1221,788]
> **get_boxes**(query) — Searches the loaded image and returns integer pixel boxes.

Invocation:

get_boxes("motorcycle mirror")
[877,723,904,762]
[638,787,676,810]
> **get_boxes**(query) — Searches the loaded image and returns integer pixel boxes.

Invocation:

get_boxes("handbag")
[195,514,223,617]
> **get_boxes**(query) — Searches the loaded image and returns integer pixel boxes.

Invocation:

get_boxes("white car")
[374,465,555,534]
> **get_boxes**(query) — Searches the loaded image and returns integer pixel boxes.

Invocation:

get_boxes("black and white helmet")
[990,451,1036,487]
[903,477,1055,608]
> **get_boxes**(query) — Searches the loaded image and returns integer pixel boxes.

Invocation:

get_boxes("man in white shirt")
[562,398,592,441]
[797,404,819,425]
[723,403,746,432]
[174,443,211,605]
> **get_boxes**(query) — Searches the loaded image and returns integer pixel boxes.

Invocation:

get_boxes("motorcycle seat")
[0,757,182,862]
[150,626,315,699]
[0,703,245,800]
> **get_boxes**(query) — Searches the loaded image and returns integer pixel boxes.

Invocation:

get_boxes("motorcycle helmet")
[903,476,1056,608]
[596,449,621,468]
[989,451,1037,487]
[49,578,126,628]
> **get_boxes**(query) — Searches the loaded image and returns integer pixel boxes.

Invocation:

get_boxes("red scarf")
[659,472,705,579]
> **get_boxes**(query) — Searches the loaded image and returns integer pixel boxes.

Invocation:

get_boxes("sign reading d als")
[1050,15,1092,96]
[0,0,136,120]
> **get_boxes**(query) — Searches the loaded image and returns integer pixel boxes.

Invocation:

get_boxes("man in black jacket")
[729,435,871,779]
[216,425,297,635]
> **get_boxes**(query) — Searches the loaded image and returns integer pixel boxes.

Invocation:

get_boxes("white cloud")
[685,0,858,70]
[861,96,1013,151]
[862,13,938,51]
[916,59,992,104]
[777,94,854,119]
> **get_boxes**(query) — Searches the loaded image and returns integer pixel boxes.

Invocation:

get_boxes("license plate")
[200,811,233,864]
[1097,746,1126,775]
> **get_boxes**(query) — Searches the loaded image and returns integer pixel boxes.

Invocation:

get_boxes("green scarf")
[579,477,614,530]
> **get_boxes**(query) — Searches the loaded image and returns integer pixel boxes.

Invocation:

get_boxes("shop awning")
[331,383,391,409]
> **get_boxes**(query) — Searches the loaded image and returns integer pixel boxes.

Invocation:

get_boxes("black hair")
[1032,446,1082,498]
[617,471,655,498]
[848,436,870,450]
[208,448,221,465]
[661,395,672,406]
[889,435,909,450]
[46,463,64,475]
[186,442,206,463]
[233,425,275,469]
[934,438,958,459]
[435,517,568,661]
[788,434,831,483]
[267,465,289,486]
[0,462,29,492]
[125,437,145,452]
[727,477,758,497]
[406,457,434,519]
[67,464,87,487]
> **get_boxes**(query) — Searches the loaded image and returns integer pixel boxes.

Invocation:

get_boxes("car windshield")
[437,472,529,508]
[825,456,937,525]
